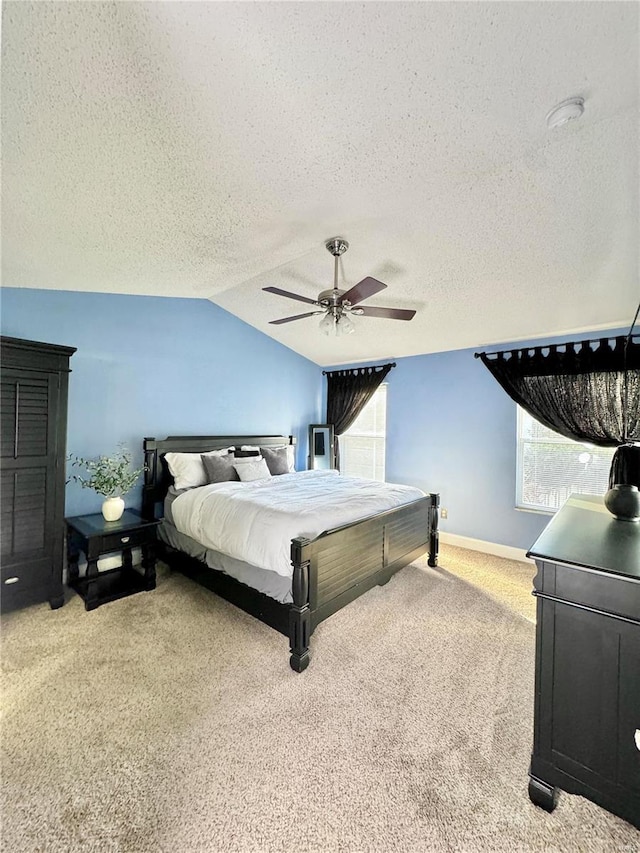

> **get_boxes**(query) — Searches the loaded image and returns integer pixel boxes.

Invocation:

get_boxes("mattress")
[170,469,426,578]
[157,520,293,604]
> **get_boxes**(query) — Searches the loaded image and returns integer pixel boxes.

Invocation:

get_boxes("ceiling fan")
[263,238,416,336]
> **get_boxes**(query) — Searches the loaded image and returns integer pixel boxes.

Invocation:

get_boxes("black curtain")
[325,363,394,469]
[476,334,640,485]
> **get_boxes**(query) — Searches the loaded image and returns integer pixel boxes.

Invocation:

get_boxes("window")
[516,407,615,512]
[340,384,387,481]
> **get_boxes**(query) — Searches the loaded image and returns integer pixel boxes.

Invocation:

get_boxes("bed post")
[428,492,440,567]
[142,439,158,521]
[289,538,311,673]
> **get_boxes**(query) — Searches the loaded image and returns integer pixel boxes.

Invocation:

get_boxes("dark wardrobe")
[1,336,76,611]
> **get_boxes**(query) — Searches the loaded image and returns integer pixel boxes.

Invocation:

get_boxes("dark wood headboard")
[142,434,296,520]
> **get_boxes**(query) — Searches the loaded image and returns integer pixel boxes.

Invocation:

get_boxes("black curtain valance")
[477,336,639,377]
[325,362,395,469]
[475,334,640,448]
[322,362,397,378]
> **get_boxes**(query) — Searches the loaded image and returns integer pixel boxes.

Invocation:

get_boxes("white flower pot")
[102,496,125,522]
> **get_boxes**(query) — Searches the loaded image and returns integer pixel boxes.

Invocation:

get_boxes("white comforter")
[171,470,426,578]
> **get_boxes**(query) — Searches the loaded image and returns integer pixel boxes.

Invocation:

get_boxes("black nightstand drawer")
[100,528,149,553]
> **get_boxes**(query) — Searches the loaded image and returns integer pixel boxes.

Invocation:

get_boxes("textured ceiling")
[2,2,638,366]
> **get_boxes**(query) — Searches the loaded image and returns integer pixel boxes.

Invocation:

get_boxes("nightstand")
[66,509,161,611]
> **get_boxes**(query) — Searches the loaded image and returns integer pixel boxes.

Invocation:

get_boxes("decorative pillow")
[240,445,260,451]
[201,453,239,484]
[234,449,261,458]
[233,458,272,482]
[260,444,296,473]
[164,447,234,490]
[260,445,291,476]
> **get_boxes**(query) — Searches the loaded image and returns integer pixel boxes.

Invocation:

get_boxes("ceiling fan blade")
[356,306,416,321]
[263,286,318,306]
[269,311,323,325]
[340,276,387,306]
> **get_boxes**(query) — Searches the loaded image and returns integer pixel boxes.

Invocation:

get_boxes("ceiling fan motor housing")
[318,288,346,306]
[318,288,364,316]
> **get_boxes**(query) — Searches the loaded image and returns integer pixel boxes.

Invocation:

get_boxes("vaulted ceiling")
[2,2,638,365]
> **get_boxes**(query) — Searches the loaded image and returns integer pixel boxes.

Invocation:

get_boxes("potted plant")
[69,445,144,521]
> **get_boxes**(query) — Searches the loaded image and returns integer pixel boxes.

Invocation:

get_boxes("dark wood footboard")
[143,435,438,672]
[288,494,438,671]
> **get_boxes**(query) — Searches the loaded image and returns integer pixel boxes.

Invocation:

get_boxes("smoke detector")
[546,97,585,130]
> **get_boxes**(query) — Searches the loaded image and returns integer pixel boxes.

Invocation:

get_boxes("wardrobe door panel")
[1,468,51,561]
[1,371,57,572]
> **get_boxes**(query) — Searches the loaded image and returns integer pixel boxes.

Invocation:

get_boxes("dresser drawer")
[1,558,53,611]
[1,557,51,590]
[552,561,640,624]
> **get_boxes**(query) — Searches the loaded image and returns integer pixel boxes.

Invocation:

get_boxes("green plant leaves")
[68,444,144,498]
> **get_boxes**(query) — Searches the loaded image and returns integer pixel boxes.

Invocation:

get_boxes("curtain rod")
[322,362,396,376]
[474,331,639,360]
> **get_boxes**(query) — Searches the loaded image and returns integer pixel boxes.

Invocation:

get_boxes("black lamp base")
[604,484,640,522]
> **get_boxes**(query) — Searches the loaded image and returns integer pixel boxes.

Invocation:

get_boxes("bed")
[142,434,440,671]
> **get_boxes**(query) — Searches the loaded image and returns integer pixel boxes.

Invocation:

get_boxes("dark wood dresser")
[1,336,76,612]
[527,493,640,829]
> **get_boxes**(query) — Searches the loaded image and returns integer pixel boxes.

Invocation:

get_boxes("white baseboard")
[439,532,532,564]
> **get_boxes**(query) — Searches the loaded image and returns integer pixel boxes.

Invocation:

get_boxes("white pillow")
[285,445,296,473]
[234,458,272,482]
[165,447,234,490]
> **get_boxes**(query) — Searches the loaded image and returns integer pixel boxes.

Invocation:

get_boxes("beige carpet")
[435,544,537,624]
[1,545,637,853]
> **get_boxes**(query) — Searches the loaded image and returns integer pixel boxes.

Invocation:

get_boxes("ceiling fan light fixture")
[319,310,355,337]
[319,312,337,336]
[339,312,355,335]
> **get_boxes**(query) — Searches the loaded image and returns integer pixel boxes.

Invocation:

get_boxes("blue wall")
[385,345,548,550]
[0,288,322,515]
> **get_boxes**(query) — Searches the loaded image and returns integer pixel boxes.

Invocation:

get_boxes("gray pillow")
[201,453,239,483]
[260,445,290,476]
